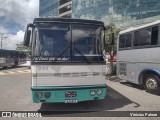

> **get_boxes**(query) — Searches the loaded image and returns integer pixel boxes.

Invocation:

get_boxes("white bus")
[0,49,26,68]
[117,20,160,94]
[23,17,106,103]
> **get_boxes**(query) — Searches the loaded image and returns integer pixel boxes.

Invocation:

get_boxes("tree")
[104,23,121,75]
[16,42,31,58]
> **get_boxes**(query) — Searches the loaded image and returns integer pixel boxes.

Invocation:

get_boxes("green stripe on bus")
[32,84,106,103]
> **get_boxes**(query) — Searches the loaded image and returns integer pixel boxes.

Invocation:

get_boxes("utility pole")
[1,34,7,49]
[1,34,3,49]
[3,36,7,49]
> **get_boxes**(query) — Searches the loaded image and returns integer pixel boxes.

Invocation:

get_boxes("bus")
[23,17,106,103]
[18,52,27,65]
[0,49,26,68]
[117,20,160,94]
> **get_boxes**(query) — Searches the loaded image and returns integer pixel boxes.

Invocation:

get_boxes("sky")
[0,0,39,50]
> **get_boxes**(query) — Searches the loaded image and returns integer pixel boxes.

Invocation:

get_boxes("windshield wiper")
[73,47,90,64]
[53,45,70,62]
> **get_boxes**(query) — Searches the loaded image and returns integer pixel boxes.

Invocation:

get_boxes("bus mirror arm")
[27,23,35,30]
[23,23,34,47]
[23,30,31,47]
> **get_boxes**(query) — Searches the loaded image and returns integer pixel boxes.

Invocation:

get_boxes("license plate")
[65,91,77,97]
[64,99,78,103]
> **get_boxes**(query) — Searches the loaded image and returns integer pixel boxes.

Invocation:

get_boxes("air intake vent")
[119,63,127,76]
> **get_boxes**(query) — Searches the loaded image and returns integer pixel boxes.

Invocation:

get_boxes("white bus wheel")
[143,74,160,95]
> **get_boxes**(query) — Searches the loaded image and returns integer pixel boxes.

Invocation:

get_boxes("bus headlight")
[90,90,96,96]
[36,92,43,99]
[44,92,51,98]
[97,89,103,95]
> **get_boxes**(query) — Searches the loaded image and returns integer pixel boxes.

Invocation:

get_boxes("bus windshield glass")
[32,23,103,62]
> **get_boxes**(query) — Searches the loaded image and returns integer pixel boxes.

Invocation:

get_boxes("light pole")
[1,34,7,49]
[3,36,7,49]
[1,34,3,49]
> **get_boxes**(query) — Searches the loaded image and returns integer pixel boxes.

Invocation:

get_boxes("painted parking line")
[7,71,15,74]
[0,72,6,75]
[17,71,26,73]
[0,70,31,76]
[24,70,31,72]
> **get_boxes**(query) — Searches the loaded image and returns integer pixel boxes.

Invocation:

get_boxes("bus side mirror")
[23,23,35,47]
[23,30,31,47]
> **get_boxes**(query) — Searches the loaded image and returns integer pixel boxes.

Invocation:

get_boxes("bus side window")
[125,33,132,48]
[134,29,151,46]
[134,31,139,46]
[119,35,125,49]
[151,26,158,45]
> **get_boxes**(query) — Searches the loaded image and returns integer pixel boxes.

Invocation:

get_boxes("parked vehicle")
[116,20,160,94]
[0,49,26,68]
[23,17,107,103]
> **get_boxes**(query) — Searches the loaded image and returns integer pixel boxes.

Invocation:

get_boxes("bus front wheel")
[143,74,160,95]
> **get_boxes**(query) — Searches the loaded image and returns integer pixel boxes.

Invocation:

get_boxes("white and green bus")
[117,20,160,94]
[23,17,106,103]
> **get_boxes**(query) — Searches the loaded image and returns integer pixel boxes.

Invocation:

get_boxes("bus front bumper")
[31,85,106,103]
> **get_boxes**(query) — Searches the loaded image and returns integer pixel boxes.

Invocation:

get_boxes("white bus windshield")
[32,23,104,63]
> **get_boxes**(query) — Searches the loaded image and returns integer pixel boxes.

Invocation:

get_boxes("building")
[39,0,59,17]
[72,0,160,28]
[39,0,72,18]
[59,0,72,18]
[39,0,160,28]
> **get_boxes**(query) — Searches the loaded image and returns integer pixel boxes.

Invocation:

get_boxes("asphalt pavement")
[0,64,159,119]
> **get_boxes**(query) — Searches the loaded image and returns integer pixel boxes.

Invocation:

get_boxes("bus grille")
[119,63,126,76]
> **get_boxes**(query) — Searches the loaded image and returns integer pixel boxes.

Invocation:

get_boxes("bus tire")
[143,74,160,95]
[3,66,7,69]
[13,61,18,67]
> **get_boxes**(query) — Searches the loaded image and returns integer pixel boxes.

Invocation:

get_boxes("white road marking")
[24,70,31,72]
[0,72,6,75]
[17,71,25,73]
[0,69,31,76]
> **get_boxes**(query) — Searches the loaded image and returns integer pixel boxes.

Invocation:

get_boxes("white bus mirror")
[23,30,31,47]
[23,23,34,47]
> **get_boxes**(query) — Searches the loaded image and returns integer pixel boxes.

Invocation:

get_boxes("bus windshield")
[32,23,103,62]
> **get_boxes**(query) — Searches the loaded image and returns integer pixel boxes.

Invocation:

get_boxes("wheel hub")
[146,78,158,90]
